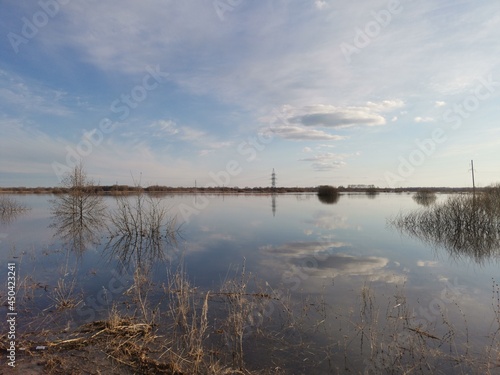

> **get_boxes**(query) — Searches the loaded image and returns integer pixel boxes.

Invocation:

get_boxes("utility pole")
[271,168,276,189]
[471,160,475,194]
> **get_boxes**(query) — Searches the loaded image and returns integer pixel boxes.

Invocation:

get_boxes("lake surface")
[1,192,499,373]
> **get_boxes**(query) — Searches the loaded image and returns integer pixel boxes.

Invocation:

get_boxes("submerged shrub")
[391,192,500,263]
[317,185,339,204]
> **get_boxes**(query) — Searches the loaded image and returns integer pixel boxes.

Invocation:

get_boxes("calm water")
[1,192,499,373]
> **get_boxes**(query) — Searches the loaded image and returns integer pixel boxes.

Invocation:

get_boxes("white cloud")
[417,260,439,267]
[0,120,65,178]
[0,119,202,187]
[177,126,206,141]
[270,125,345,141]
[265,100,403,144]
[260,241,347,258]
[272,100,405,131]
[365,100,406,112]
[299,152,350,171]
[3,1,500,188]
[414,116,436,123]
[0,70,72,116]
[260,242,407,284]
[150,120,179,136]
[305,210,350,230]
[290,106,379,128]
[148,119,231,153]
[314,1,329,10]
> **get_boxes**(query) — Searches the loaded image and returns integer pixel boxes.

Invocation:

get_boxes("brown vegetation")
[4,268,500,374]
[390,187,500,263]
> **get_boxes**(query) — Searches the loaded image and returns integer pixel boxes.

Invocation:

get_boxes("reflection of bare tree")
[0,195,29,224]
[412,190,437,207]
[51,211,105,255]
[391,190,500,263]
[106,192,178,273]
[50,163,107,255]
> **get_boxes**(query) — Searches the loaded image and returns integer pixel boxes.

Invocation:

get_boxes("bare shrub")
[50,162,106,254]
[106,189,178,272]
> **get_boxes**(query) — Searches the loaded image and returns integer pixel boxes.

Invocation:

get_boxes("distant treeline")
[0,185,484,195]
[0,185,315,194]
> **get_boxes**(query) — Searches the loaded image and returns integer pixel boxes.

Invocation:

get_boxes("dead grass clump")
[160,264,214,374]
[49,278,81,311]
[219,262,250,370]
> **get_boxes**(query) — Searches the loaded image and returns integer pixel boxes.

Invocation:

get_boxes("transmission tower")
[271,168,276,189]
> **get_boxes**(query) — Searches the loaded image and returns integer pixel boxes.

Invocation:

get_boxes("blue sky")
[1,0,500,188]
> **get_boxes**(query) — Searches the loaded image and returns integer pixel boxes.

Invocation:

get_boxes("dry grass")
[48,278,81,310]
[8,260,292,374]
[4,258,500,374]
[390,192,500,263]
[321,283,500,375]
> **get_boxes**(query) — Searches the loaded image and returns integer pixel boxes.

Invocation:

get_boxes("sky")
[1,0,500,188]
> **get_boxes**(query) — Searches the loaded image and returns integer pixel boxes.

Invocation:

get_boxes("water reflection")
[412,190,437,206]
[271,194,276,217]
[317,185,340,204]
[50,192,106,255]
[391,191,500,263]
[0,195,29,224]
[305,210,350,230]
[105,193,178,273]
[6,194,496,373]
[260,241,407,288]
[317,194,339,204]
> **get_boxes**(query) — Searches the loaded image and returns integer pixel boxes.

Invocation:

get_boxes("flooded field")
[1,192,499,374]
